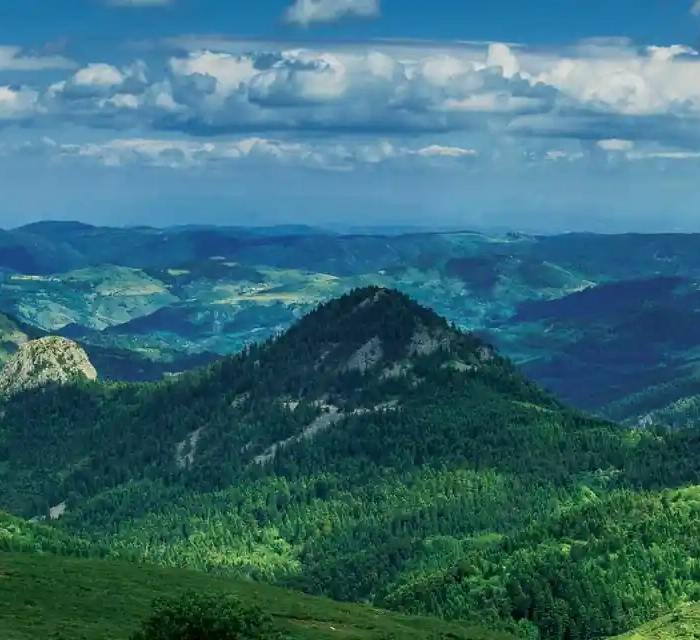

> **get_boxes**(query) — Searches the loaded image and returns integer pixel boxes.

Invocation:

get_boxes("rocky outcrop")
[345,337,384,373]
[0,336,97,397]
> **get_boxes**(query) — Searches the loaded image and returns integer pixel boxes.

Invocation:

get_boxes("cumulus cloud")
[4,43,558,134]
[0,86,39,120]
[597,138,634,151]
[692,0,700,15]
[285,0,380,26]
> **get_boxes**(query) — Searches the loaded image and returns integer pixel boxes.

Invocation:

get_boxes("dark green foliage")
[130,591,282,640]
[380,487,700,638]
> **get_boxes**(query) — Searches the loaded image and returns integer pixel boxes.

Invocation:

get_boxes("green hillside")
[610,602,700,639]
[0,551,512,640]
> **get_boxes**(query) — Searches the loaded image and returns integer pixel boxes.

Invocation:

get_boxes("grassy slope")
[0,552,512,640]
[610,603,700,639]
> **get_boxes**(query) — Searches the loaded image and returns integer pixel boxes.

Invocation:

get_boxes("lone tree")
[130,590,283,640]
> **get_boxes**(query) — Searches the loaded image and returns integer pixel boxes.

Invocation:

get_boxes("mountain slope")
[0,228,86,274]
[505,276,700,418]
[3,287,700,640]
[0,312,42,362]
[381,485,700,639]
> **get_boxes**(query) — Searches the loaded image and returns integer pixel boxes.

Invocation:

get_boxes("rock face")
[0,336,97,397]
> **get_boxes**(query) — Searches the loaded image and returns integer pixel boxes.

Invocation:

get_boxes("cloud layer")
[2,38,700,153]
[0,135,480,170]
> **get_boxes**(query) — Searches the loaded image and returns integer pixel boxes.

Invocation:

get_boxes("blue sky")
[1,0,700,231]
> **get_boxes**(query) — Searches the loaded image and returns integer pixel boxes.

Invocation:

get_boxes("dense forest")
[4,287,700,639]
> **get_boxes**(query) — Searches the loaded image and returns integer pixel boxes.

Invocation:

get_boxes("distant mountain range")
[3,221,700,425]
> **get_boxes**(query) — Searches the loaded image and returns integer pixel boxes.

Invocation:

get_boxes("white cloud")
[0,86,39,120]
[45,61,148,103]
[626,150,700,160]
[597,138,634,151]
[0,45,75,71]
[73,63,128,87]
[285,0,380,26]
[692,0,700,16]
[5,135,478,170]
[9,131,700,180]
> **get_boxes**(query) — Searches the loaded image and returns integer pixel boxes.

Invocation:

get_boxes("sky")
[2,0,700,232]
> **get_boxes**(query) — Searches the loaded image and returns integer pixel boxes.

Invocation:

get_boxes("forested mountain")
[5,287,700,638]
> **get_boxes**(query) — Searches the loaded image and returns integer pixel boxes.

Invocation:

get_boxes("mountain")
[0,336,97,397]
[0,228,86,274]
[6,287,700,639]
[8,222,700,422]
[1,286,550,517]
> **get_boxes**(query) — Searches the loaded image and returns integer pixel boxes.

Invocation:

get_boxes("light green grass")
[0,552,513,640]
[610,603,700,639]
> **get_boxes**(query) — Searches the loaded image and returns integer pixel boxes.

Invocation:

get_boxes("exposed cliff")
[0,336,97,397]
